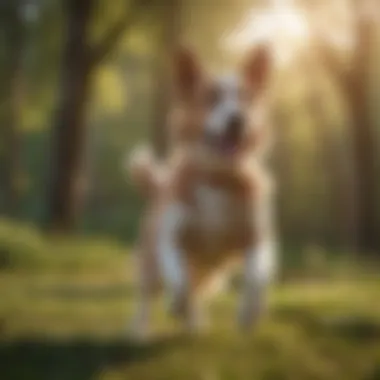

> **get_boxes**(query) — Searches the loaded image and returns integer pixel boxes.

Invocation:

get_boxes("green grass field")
[0,221,379,380]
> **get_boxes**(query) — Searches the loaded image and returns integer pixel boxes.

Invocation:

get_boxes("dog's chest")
[179,184,254,259]
[195,185,231,230]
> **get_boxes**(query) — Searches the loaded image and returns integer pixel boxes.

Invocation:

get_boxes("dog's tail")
[125,145,162,198]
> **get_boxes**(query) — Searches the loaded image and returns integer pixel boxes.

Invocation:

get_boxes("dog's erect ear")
[173,45,202,96]
[242,44,272,94]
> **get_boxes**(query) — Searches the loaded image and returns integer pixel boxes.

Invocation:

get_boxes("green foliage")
[0,0,380,248]
[93,65,126,116]
[21,0,63,132]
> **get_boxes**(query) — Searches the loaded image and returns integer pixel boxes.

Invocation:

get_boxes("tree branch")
[89,0,153,67]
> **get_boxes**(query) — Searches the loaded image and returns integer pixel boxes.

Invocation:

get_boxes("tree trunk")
[151,0,182,158]
[310,1,379,252]
[308,92,358,249]
[47,0,93,231]
[347,15,378,252]
[0,0,25,216]
[348,80,377,252]
[48,0,152,232]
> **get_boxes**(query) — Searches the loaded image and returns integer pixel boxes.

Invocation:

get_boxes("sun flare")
[222,1,310,66]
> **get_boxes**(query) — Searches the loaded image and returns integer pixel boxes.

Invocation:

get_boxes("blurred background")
[0,0,380,379]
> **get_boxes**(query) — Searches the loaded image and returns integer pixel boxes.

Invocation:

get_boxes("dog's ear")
[242,44,272,94]
[173,45,202,97]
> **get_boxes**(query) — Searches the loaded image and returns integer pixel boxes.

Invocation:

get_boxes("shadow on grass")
[0,335,185,380]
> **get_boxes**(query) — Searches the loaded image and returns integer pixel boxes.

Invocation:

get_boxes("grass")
[0,220,380,379]
[0,219,127,273]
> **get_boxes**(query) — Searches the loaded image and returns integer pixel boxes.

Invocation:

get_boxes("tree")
[151,0,183,158]
[0,0,26,215]
[47,0,152,232]
[313,0,379,252]
[307,88,357,249]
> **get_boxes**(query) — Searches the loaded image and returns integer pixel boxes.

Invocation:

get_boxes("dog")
[127,44,277,339]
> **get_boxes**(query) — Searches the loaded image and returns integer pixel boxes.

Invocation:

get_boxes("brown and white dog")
[127,44,277,339]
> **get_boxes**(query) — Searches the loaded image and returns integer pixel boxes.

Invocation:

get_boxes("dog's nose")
[226,113,243,138]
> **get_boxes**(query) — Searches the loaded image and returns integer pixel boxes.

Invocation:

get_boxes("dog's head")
[170,45,273,166]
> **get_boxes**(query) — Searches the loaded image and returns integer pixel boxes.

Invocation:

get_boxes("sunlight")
[221,0,368,66]
[222,0,310,66]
